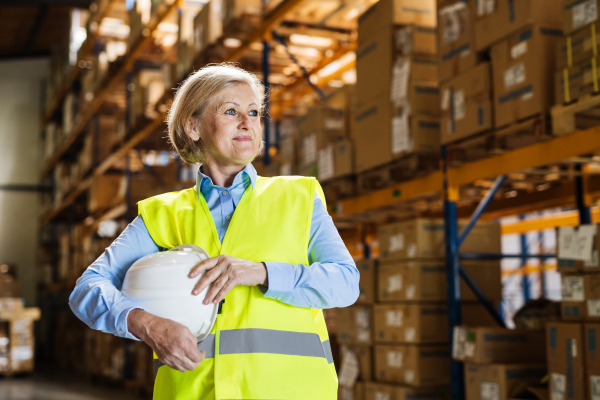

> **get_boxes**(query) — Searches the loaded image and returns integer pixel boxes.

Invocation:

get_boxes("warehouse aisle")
[0,371,137,400]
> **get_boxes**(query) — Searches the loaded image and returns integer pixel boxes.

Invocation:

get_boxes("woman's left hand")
[189,255,268,304]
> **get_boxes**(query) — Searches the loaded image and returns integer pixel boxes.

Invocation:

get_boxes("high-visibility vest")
[137,175,338,400]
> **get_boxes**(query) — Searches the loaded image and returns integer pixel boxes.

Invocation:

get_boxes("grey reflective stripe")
[198,333,216,358]
[154,329,331,377]
[321,339,334,364]
[153,334,217,377]
[220,328,330,361]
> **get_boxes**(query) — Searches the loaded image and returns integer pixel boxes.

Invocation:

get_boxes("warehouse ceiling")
[0,0,92,60]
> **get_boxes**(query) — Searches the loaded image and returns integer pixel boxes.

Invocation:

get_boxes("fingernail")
[203,299,208,305]
[193,290,199,295]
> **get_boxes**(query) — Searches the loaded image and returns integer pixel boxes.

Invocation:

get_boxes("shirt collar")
[196,163,257,192]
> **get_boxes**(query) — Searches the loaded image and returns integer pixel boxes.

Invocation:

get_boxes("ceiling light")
[289,34,334,48]
[224,38,242,48]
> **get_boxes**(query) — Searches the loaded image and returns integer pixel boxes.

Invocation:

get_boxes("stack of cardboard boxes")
[547,223,600,400]
[0,266,40,374]
[440,0,563,162]
[554,1,600,105]
[452,326,547,399]
[335,218,503,399]
[354,0,440,174]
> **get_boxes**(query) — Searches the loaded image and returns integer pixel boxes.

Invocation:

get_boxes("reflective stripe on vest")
[153,330,334,376]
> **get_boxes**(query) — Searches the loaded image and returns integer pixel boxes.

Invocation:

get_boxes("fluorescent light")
[317,51,355,79]
[289,34,334,48]
[224,38,242,48]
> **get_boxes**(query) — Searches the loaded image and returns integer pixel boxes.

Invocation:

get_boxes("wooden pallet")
[494,114,550,152]
[321,174,356,203]
[552,93,600,135]
[356,154,439,194]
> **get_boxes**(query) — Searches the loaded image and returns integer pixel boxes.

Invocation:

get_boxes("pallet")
[552,93,600,135]
[321,174,356,203]
[446,114,550,166]
[356,154,439,194]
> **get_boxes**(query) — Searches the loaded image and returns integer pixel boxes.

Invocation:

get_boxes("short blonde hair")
[166,63,265,164]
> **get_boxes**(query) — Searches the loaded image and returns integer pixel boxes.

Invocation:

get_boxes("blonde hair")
[166,63,265,164]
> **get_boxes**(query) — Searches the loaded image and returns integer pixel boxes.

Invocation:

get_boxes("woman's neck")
[201,162,245,188]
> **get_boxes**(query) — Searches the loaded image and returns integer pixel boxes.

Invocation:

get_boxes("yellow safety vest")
[138,175,337,400]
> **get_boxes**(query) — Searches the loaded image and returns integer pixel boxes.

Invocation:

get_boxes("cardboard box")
[87,174,125,213]
[374,304,448,343]
[452,326,546,364]
[353,96,393,172]
[356,259,377,304]
[585,323,600,400]
[390,110,440,157]
[222,0,261,27]
[561,273,600,321]
[341,344,373,381]
[377,258,502,302]
[390,56,439,108]
[378,218,501,261]
[336,306,373,344]
[461,302,502,327]
[339,381,365,400]
[563,0,599,35]
[317,139,354,182]
[394,25,437,56]
[438,0,479,83]
[358,0,437,46]
[556,22,600,70]
[474,0,563,51]
[0,278,19,298]
[555,55,600,104]
[374,344,450,386]
[556,224,600,273]
[464,363,547,400]
[440,62,493,144]
[364,382,451,400]
[193,0,223,56]
[298,106,345,167]
[547,322,586,400]
[491,25,562,128]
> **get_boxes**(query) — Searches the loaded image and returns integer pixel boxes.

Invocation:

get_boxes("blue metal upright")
[575,164,592,224]
[262,40,271,166]
[519,215,530,303]
[442,146,464,400]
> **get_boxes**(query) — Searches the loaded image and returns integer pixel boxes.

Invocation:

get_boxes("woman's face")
[195,83,262,167]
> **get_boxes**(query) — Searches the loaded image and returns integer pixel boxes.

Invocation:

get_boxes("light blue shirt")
[69,163,359,340]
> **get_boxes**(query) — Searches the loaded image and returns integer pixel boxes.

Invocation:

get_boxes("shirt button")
[90,320,94,325]
[276,297,282,300]
[222,190,228,196]
[225,215,231,220]
[119,329,124,334]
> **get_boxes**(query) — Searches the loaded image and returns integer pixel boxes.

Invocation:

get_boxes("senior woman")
[69,63,359,400]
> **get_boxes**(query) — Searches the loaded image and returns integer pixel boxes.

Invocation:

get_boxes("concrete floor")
[0,370,141,400]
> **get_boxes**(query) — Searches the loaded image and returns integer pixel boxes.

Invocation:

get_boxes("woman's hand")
[188,255,268,304]
[128,309,205,373]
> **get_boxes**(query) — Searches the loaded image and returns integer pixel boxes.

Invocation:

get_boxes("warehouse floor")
[0,370,136,400]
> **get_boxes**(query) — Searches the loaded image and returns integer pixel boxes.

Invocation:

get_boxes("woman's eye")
[249,110,258,117]
[225,108,236,115]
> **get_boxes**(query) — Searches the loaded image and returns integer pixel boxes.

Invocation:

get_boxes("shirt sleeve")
[68,216,160,340]
[263,192,360,309]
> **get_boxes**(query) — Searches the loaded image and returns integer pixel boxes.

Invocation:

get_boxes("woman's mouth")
[233,135,252,142]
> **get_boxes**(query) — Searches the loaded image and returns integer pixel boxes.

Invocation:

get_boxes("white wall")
[0,58,48,306]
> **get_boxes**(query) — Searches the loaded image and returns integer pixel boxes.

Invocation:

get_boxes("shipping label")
[480,382,499,400]
[391,110,411,154]
[375,392,391,400]
[405,327,416,342]
[558,225,597,261]
[338,349,360,388]
[387,274,402,293]
[406,284,416,299]
[573,0,598,30]
[404,369,415,384]
[477,0,495,16]
[390,58,411,105]
[561,276,584,301]
[588,299,600,317]
[551,373,566,400]
[303,134,317,165]
[439,2,467,44]
[511,41,528,59]
[389,233,404,252]
[317,146,334,181]
[591,375,600,400]
[386,310,403,327]
[504,63,526,89]
[387,351,403,368]
[453,90,466,121]
[452,326,467,359]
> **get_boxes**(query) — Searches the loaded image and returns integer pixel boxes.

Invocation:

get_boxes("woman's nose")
[238,114,252,130]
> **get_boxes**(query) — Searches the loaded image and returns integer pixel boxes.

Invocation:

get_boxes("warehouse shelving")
[36,0,600,397]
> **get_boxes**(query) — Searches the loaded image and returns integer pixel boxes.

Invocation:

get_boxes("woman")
[69,63,359,400]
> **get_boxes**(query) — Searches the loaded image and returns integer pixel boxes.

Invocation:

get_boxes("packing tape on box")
[564,68,571,103]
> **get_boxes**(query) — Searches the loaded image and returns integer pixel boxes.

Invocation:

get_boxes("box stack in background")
[0,265,41,374]
[336,218,503,399]
[554,0,600,106]
[544,223,600,400]
[441,0,563,165]
[354,0,439,174]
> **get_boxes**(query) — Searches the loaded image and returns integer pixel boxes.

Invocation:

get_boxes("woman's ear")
[187,119,200,141]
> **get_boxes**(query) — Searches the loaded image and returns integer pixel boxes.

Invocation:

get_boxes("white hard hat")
[121,244,219,341]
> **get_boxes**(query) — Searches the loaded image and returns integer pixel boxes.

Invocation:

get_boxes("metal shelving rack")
[37,0,600,397]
